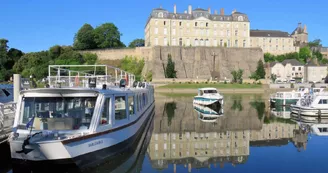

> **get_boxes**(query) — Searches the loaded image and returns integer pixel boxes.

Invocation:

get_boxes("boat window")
[143,93,146,106]
[319,99,328,104]
[136,95,139,112]
[128,96,134,116]
[100,98,110,125]
[204,90,217,94]
[323,128,328,132]
[115,96,127,120]
[19,97,97,130]
[139,94,142,110]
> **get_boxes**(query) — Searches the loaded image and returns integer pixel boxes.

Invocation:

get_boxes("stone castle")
[83,4,308,80]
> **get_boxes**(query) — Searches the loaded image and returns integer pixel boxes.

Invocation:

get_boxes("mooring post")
[13,74,21,103]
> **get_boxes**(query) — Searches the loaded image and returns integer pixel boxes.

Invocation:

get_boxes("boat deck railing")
[0,102,16,144]
[48,65,135,88]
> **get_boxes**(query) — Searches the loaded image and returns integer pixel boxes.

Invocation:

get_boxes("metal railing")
[48,65,135,88]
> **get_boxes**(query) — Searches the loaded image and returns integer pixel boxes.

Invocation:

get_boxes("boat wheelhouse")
[193,103,223,118]
[291,92,328,123]
[311,124,328,136]
[193,88,224,106]
[9,65,155,169]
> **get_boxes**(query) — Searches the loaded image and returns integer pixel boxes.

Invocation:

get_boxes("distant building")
[270,59,304,82]
[291,23,308,47]
[321,47,328,59]
[250,30,299,55]
[145,5,251,47]
[304,60,327,83]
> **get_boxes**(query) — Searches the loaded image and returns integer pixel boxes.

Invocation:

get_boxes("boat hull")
[10,102,155,170]
[193,97,224,106]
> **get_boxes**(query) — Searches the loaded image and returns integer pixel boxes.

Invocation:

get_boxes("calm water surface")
[1,94,328,173]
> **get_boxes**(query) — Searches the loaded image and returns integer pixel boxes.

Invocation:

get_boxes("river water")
[1,94,328,173]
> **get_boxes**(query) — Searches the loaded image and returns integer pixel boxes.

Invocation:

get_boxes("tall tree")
[299,46,311,63]
[6,48,24,70]
[93,23,125,49]
[128,39,145,48]
[308,39,322,48]
[165,54,177,78]
[73,24,96,50]
[256,59,266,78]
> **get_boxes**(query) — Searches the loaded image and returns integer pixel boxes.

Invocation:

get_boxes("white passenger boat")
[193,88,224,106]
[269,88,324,107]
[291,92,328,122]
[8,65,155,169]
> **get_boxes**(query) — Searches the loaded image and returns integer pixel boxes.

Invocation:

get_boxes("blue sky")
[1,0,327,53]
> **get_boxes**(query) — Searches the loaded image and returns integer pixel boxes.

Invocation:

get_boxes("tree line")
[264,39,326,64]
[73,23,144,50]
[0,22,146,82]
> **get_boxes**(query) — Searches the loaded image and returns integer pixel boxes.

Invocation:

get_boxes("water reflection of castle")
[148,97,299,171]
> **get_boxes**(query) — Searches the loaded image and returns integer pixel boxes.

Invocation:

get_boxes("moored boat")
[193,88,223,106]
[291,92,328,123]
[193,103,223,118]
[310,123,328,136]
[270,87,324,107]
[8,65,155,170]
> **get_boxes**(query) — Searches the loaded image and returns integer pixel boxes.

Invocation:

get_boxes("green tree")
[256,59,266,78]
[308,39,321,48]
[82,53,97,65]
[321,58,328,64]
[145,71,152,82]
[49,45,62,59]
[93,23,125,49]
[231,69,243,84]
[271,74,277,83]
[165,54,177,78]
[73,24,96,50]
[299,46,311,63]
[264,53,275,62]
[120,56,145,81]
[128,39,145,48]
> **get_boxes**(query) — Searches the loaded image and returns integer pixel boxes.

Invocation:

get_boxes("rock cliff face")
[147,46,263,80]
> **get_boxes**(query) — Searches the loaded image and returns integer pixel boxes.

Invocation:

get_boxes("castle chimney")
[174,4,177,14]
[188,5,192,14]
[220,8,224,15]
[298,22,302,28]
[214,10,218,14]
[208,7,211,14]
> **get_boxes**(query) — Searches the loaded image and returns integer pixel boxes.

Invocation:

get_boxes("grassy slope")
[158,83,263,89]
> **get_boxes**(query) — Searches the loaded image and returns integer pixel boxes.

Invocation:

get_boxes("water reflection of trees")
[250,100,265,120]
[230,95,243,111]
[164,102,176,126]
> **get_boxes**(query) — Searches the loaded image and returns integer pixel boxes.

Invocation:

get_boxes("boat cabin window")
[204,90,217,94]
[100,98,110,125]
[115,96,127,120]
[19,97,97,130]
[318,99,328,104]
[136,95,139,112]
[139,94,142,110]
[318,128,328,132]
[128,96,134,116]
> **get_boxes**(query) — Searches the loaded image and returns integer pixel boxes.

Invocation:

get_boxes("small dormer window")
[158,12,163,18]
[238,16,243,21]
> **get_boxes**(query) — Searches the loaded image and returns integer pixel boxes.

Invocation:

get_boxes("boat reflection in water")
[193,103,223,123]
[147,96,301,172]
[270,105,291,119]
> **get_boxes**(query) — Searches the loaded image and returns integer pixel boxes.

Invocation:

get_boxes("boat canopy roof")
[198,88,217,91]
[20,87,148,96]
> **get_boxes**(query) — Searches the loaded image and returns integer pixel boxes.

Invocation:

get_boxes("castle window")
[235,40,238,47]
[195,39,199,46]
[164,37,167,45]
[235,30,238,36]
[173,21,176,26]
[220,39,223,46]
[154,27,158,34]
[195,22,198,27]
[179,38,182,46]
[164,28,167,35]
[243,40,246,47]
[179,21,182,26]
[238,16,243,21]
[206,23,208,27]
[164,21,166,25]
[158,12,163,18]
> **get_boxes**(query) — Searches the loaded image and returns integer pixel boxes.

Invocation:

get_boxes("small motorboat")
[193,88,223,106]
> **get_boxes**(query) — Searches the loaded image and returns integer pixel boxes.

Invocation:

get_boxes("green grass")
[158,83,262,89]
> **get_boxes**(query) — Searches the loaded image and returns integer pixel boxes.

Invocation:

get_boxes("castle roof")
[250,30,291,38]
[291,23,307,35]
